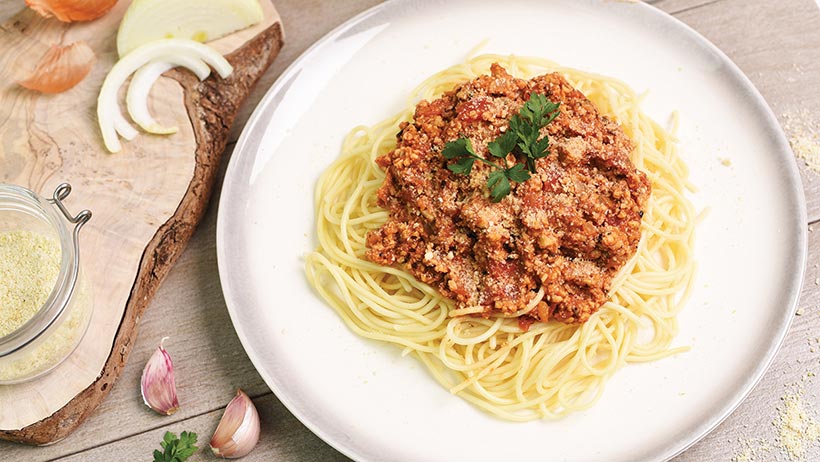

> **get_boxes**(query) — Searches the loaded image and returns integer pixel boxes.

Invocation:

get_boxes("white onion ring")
[97,38,233,153]
[126,56,211,134]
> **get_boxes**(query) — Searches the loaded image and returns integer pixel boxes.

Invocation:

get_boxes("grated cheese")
[0,230,61,337]
[732,438,772,462]
[782,110,820,174]
[0,229,92,382]
[774,388,820,461]
[731,376,820,462]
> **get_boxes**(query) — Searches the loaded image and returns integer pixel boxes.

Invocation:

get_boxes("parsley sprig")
[443,93,560,202]
[153,431,198,462]
[443,138,531,202]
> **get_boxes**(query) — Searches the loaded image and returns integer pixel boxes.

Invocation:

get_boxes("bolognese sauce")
[365,64,650,324]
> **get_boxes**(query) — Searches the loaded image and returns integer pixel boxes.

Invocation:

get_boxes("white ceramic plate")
[216,1,807,461]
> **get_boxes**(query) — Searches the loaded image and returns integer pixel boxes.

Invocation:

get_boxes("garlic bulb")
[140,337,179,415]
[210,389,260,458]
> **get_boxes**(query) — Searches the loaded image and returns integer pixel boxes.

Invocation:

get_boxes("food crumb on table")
[733,437,772,462]
[731,376,820,462]
[782,110,820,174]
[774,384,820,461]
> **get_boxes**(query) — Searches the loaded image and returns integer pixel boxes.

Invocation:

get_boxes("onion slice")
[126,56,211,134]
[26,0,118,22]
[117,0,264,57]
[19,42,96,94]
[97,38,233,153]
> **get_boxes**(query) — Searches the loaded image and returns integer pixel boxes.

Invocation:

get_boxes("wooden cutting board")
[0,0,283,445]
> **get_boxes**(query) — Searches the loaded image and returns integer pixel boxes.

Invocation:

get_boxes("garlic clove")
[141,337,179,415]
[210,389,260,458]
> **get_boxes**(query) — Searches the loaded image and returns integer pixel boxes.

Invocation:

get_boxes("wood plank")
[650,0,726,14]
[55,394,349,462]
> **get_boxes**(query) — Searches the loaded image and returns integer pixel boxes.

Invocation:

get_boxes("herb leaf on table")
[153,431,199,462]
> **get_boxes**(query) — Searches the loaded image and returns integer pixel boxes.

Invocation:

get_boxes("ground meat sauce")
[365,64,650,324]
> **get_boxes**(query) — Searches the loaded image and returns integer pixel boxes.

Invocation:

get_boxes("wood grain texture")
[0,0,283,446]
[1,0,819,460]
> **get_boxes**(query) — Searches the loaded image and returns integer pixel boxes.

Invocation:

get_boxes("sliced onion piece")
[126,56,211,134]
[98,38,233,153]
[19,42,96,94]
[117,0,264,57]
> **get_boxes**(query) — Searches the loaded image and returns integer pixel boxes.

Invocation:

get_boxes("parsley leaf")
[515,93,560,171]
[442,137,476,159]
[505,163,531,183]
[487,130,516,158]
[487,171,511,202]
[441,91,559,201]
[153,431,199,462]
[447,157,475,175]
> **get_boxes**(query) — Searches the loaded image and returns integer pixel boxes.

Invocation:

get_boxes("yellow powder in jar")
[0,281,91,382]
[0,230,62,337]
[0,229,92,382]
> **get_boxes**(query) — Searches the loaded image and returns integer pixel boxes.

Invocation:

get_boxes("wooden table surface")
[2,0,819,460]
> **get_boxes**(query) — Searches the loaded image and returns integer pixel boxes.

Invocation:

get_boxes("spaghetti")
[305,54,696,421]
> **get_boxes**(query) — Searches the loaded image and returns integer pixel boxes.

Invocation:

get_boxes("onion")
[116,0,264,57]
[18,42,96,94]
[26,0,117,22]
[126,56,211,134]
[97,38,232,153]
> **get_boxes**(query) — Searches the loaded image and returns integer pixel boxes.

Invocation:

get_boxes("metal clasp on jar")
[49,183,92,305]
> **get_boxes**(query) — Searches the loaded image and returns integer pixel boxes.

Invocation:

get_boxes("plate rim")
[216,1,808,460]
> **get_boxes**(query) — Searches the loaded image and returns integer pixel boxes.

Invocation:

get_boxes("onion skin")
[18,42,96,94]
[26,0,118,22]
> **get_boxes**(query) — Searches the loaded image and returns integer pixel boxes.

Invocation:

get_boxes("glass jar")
[0,183,93,384]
